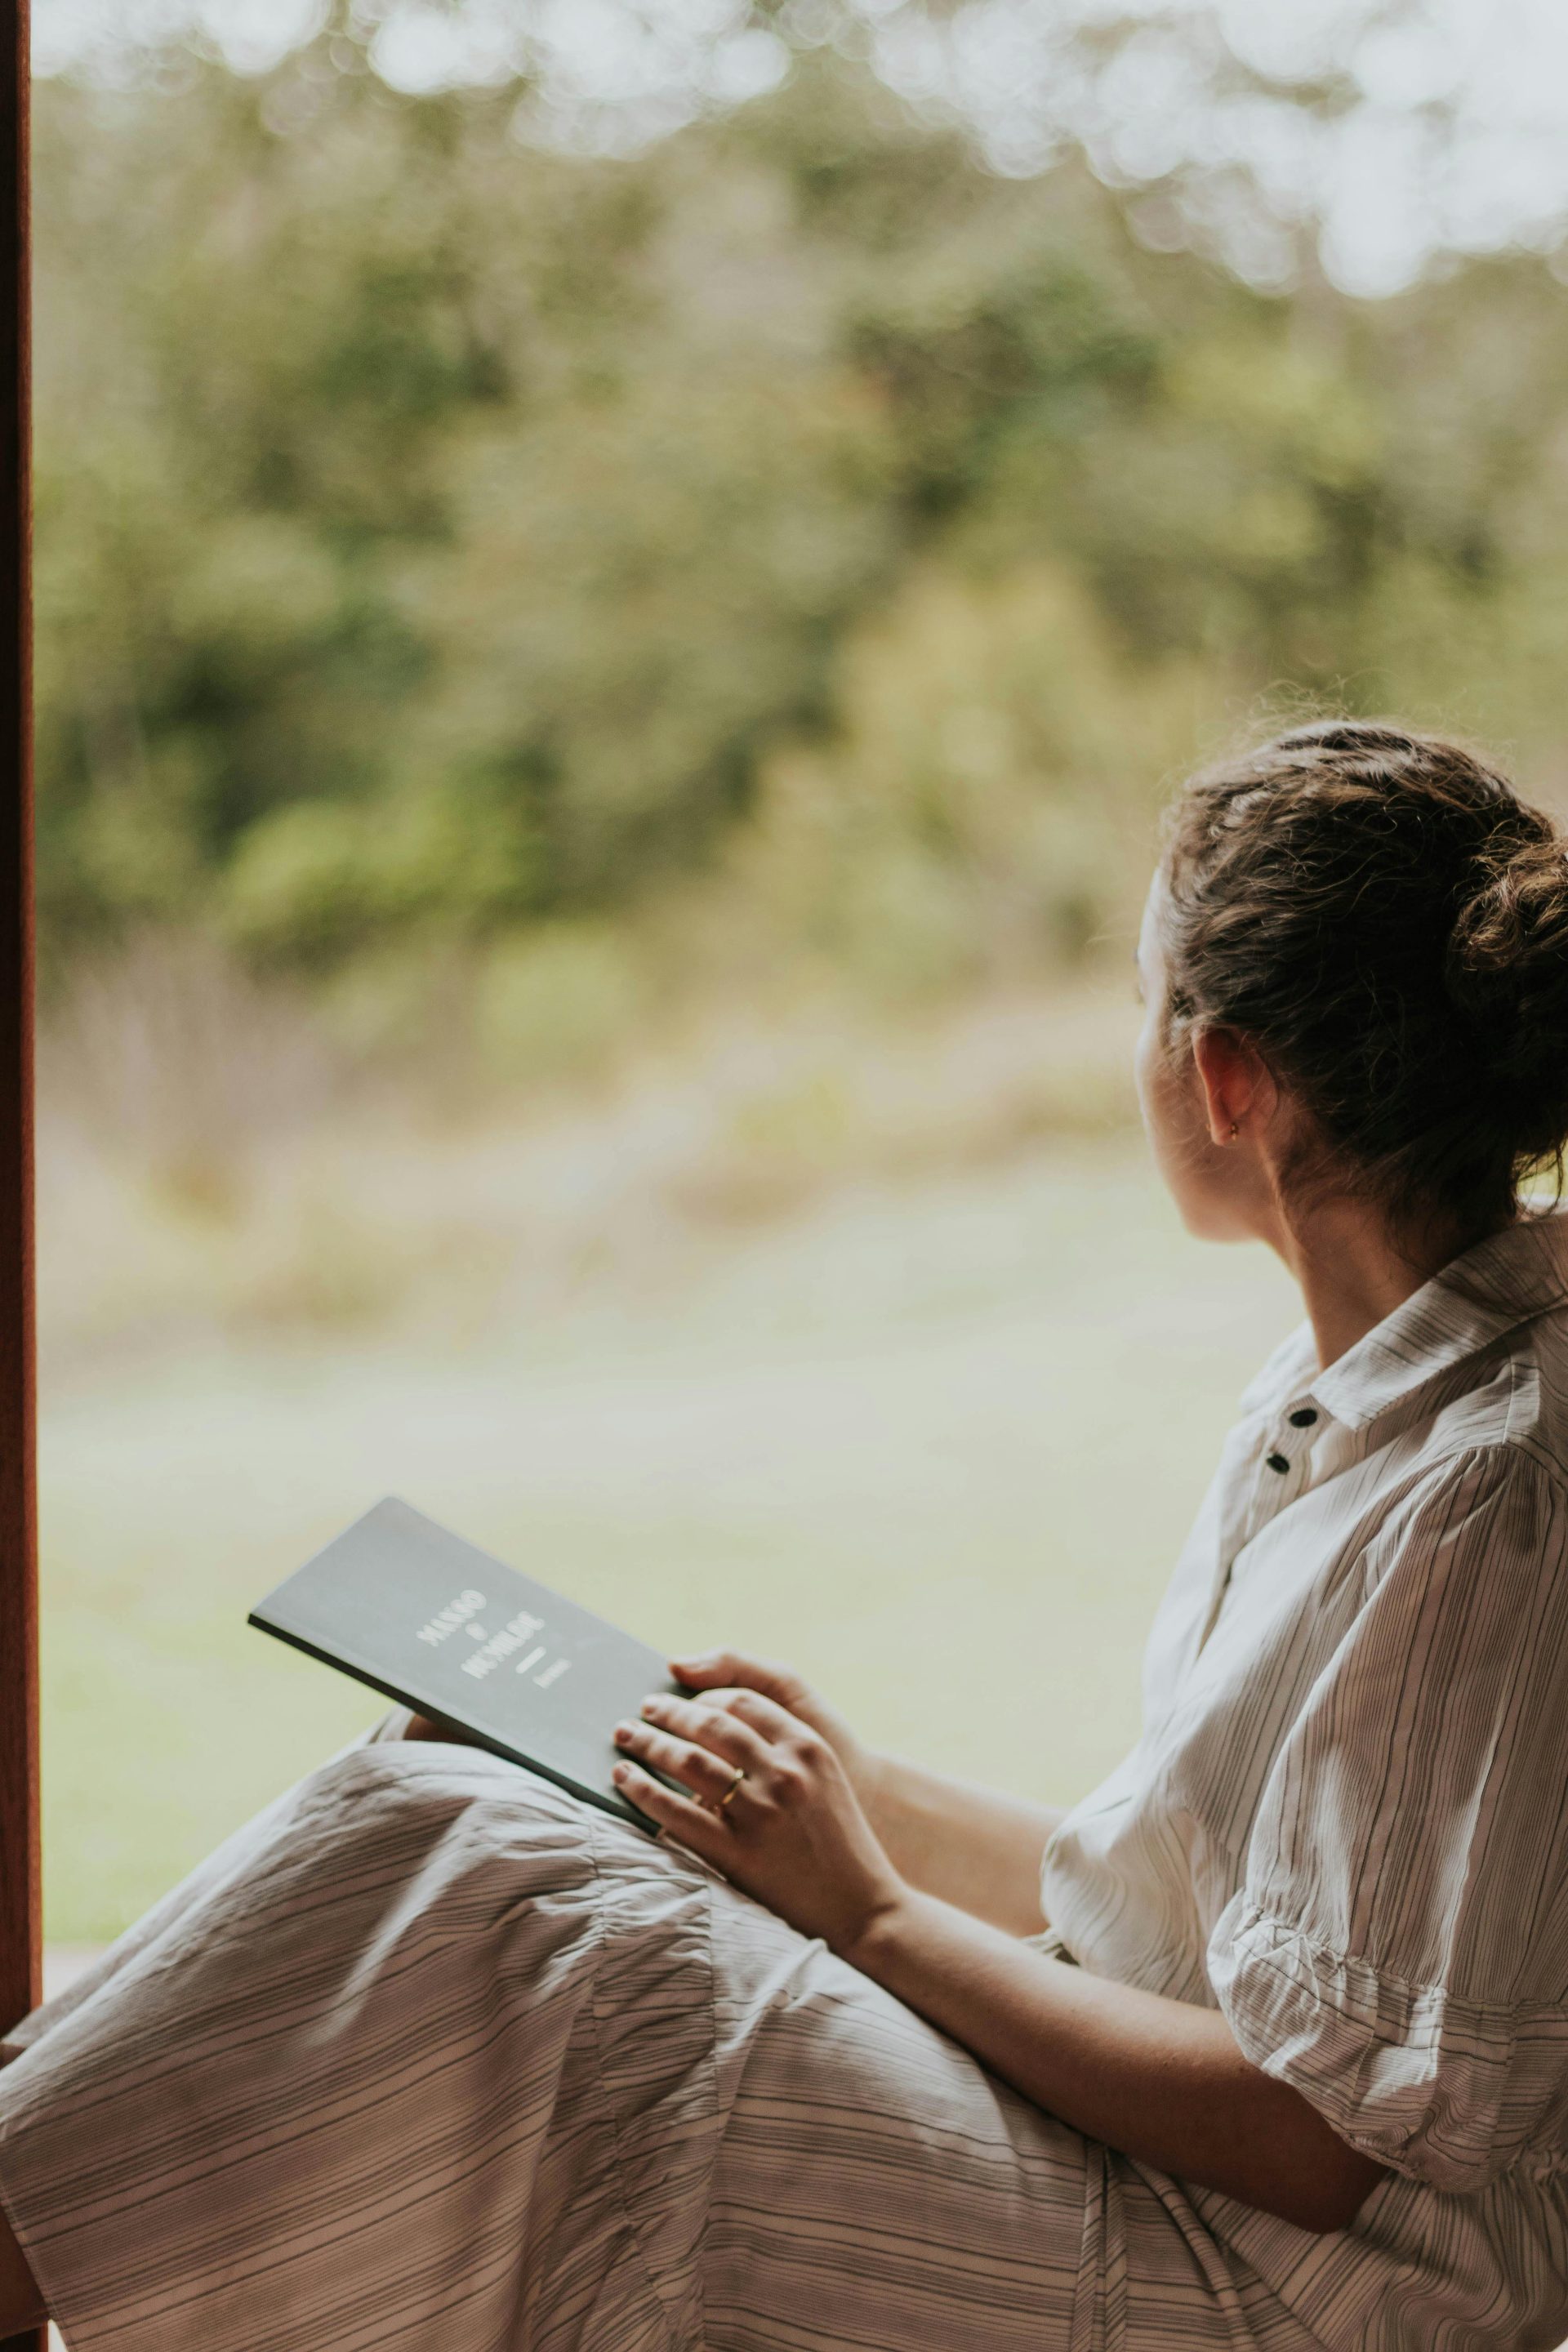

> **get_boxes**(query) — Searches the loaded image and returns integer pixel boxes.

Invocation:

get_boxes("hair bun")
[1162,722,1568,1232]
[1447,831,1568,1129]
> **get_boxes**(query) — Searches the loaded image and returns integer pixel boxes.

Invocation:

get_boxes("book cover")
[249,1495,677,1829]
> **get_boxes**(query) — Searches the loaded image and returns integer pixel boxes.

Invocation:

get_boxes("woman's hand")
[667,1650,885,1815]
[666,1650,1061,1937]
[611,1686,907,1955]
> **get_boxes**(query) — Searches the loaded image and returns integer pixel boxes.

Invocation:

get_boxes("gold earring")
[1228,1120,1240,1142]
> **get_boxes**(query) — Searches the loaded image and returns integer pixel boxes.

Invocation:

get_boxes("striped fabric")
[1045,1207,1568,2345]
[4,1214,1568,2349]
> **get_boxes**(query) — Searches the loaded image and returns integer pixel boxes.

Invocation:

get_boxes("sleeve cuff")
[1207,1896,1567,2193]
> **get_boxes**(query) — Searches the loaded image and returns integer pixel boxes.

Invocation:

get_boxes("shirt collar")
[1242,1209,1568,1435]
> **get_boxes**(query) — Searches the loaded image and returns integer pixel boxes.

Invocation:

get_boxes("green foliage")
[736,560,1213,996]
[32,39,1568,991]
[225,780,539,963]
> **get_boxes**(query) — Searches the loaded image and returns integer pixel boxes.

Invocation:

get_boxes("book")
[248,1495,678,1830]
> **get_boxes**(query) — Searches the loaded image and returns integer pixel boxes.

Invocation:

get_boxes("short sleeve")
[1206,1445,1568,2193]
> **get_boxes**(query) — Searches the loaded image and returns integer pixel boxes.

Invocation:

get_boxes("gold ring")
[715,1764,746,1811]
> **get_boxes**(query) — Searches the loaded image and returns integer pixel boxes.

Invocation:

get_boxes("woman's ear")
[1191,1026,1272,1147]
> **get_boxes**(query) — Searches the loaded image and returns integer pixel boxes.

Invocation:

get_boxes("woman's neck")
[1272,1195,1490,1374]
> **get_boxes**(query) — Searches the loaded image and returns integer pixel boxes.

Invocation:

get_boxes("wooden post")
[0,4,36,2344]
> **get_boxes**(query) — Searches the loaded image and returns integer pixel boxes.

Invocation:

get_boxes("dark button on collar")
[1265,1451,1290,1474]
[1288,1407,1317,1428]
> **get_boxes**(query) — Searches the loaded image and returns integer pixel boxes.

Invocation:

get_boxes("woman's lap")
[0,1742,1310,2352]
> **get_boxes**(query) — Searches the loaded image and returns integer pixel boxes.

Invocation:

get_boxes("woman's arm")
[842,1889,1384,2234]
[859,1758,1062,1936]
[671,1652,1058,1936]
[613,1686,1386,2238]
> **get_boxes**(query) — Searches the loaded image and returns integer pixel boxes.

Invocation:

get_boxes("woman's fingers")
[637,1692,773,1769]
[701,1685,807,1744]
[614,1717,750,1810]
[669,1648,809,1709]
[611,1757,729,1858]
[621,1688,834,1827]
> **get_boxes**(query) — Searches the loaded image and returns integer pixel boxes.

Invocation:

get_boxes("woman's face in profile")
[1134,880,1255,1243]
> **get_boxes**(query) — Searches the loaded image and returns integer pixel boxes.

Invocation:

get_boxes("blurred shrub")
[473,926,644,1087]
[732,562,1216,998]
[225,781,538,964]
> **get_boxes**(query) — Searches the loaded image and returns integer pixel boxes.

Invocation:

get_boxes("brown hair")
[1159,719,1568,1236]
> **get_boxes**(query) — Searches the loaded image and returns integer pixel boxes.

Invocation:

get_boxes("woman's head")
[1137,720,1568,1250]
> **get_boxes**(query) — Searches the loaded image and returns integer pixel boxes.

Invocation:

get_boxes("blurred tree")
[29,26,1568,989]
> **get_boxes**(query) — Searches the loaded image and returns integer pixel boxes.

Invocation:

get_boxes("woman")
[4,718,1568,2350]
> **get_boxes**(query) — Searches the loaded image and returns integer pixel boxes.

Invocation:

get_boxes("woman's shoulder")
[1363,1396,1568,1614]
[1499,1294,1568,1486]
[1414,1298,1568,1506]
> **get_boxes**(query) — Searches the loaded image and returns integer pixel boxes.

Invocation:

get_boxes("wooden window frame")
[0,0,36,2345]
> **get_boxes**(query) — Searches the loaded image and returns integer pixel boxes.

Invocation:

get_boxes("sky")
[31,0,1568,298]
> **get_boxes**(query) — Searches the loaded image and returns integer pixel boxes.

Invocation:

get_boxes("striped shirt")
[1045,1206,1568,2323]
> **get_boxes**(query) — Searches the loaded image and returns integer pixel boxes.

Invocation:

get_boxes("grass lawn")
[40,1138,1297,1944]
